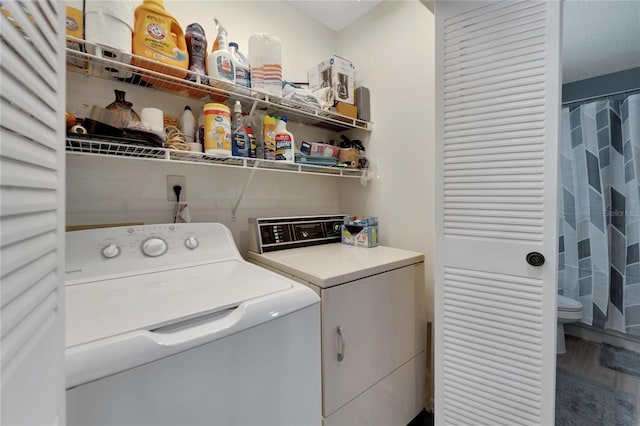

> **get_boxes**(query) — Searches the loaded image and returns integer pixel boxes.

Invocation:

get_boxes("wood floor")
[557,335,640,419]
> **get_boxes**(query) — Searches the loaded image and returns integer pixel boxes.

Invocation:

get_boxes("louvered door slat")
[2,1,57,70]
[0,187,58,216]
[2,271,57,337]
[2,40,58,109]
[445,35,547,76]
[1,231,57,278]
[436,1,560,423]
[2,132,58,169]
[1,212,58,247]
[2,70,58,130]
[445,1,541,33]
[41,0,58,29]
[1,252,58,305]
[0,99,58,150]
[446,53,547,88]
[1,1,65,424]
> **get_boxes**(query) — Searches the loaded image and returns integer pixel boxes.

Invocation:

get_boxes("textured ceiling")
[284,0,383,32]
[562,0,640,83]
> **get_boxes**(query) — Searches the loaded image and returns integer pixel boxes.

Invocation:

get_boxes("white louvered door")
[434,1,561,425]
[1,1,66,425]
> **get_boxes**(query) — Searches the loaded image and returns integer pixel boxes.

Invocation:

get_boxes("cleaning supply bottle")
[274,115,294,162]
[65,0,84,55]
[207,18,235,84]
[231,101,248,157]
[229,42,251,88]
[180,106,196,144]
[184,23,208,85]
[197,111,205,148]
[246,124,257,158]
[132,0,189,90]
[263,114,276,160]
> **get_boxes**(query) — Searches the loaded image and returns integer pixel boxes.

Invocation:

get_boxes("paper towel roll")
[141,108,164,134]
[248,34,283,97]
[84,0,134,27]
[84,0,134,78]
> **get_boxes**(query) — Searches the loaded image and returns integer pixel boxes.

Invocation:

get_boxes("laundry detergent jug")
[132,0,188,91]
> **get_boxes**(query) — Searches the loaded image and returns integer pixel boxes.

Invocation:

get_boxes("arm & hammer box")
[308,55,355,104]
[341,216,379,248]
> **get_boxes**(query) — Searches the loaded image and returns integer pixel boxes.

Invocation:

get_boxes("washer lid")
[66,260,293,348]
[247,243,425,288]
[557,295,583,312]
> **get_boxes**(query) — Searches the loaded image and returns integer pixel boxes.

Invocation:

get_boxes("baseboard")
[565,323,640,352]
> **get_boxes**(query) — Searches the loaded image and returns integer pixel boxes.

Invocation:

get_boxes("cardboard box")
[341,216,379,248]
[338,148,359,168]
[308,55,355,104]
[300,141,340,158]
[336,102,357,119]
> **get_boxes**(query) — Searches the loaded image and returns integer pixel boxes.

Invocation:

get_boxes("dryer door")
[321,264,425,417]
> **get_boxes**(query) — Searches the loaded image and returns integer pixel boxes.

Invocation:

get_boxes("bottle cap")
[229,42,238,49]
[184,105,192,111]
[281,115,288,122]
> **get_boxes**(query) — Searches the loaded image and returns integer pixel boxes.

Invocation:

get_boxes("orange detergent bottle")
[132,0,189,91]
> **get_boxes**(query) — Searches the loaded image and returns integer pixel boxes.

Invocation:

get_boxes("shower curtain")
[558,94,640,335]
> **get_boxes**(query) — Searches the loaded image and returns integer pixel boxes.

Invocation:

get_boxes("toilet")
[557,295,584,354]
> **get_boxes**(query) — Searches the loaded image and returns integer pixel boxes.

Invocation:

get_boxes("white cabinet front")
[321,264,425,416]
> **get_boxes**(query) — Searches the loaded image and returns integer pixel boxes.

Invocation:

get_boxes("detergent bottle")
[207,18,235,85]
[263,115,277,160]
[231,101,249,157]
[184,23,208,85]
[229,42,251,88]
[132,0,189,90]
[274,115,294,162]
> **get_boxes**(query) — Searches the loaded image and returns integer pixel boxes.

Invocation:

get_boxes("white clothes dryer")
[65,223,321,426]
[247,216,427,426]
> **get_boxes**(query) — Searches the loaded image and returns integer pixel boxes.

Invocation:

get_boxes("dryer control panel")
[249,215,346,253]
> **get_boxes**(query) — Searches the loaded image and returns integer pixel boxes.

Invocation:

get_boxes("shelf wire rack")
[66,37,371,132]
[66,137,367,178]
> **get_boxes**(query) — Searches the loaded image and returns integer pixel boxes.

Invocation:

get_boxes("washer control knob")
[301,231,309,238]
[334,224,341,232]
[185,236,199,249]
[102,243,120,259]
[142,237,168,257]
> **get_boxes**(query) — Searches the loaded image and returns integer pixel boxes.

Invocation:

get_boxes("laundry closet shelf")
[66,37,372,132]
[65,137,367,178]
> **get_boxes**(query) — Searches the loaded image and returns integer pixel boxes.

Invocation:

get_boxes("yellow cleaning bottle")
[132,0,188,91]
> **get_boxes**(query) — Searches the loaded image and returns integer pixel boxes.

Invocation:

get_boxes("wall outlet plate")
[167,175,187,201]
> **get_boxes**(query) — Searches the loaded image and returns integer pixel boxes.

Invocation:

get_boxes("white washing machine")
[65,223,321,426]
[247,216,427,426]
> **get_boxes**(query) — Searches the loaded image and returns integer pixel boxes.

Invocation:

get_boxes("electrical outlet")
[167,175,187,201]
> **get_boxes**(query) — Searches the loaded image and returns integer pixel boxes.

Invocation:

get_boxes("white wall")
[336,1,436,343]
[165,0,338,83]
[66,155,343,254]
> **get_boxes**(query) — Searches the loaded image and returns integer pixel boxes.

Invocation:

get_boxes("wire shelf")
[66,137,367,178]
[66,37,371,132]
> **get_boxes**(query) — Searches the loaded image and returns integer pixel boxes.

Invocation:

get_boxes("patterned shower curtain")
[558,94,640,335]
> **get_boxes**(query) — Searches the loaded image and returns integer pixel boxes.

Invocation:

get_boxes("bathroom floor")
[557,335,640,420]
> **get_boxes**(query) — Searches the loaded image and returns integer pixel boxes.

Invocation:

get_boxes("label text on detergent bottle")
[275,134,293,160]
